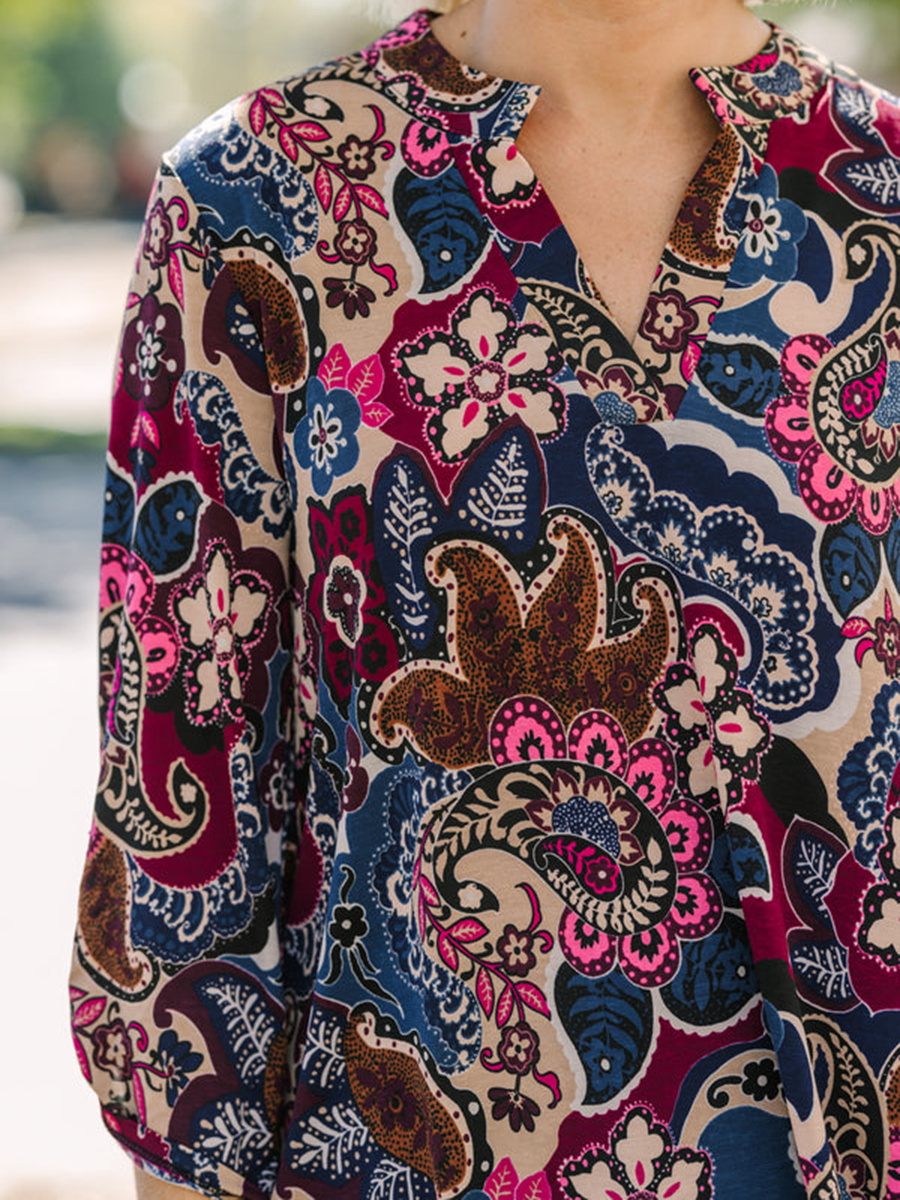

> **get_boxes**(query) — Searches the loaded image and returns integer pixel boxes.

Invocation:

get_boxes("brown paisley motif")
[671,124,742,268]
[263,1027,289,1129]
[372,512,681,769]
[77,832,151,993]
[880,1044,900,1126]
[383,31,496,99]
[344,1004,480,1197]
[227,258,308,390]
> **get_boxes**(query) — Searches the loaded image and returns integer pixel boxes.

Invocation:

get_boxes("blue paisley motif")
[837,681,900,868]
[102,463,135,547]
[369,762,482,1072]
[177,370,291,537]
[554,966,655,1106]
[586,424,826,714]
[129,742,274,963]
[172,111,318,255]
[661,913,758,1027]
[134,478,205,576]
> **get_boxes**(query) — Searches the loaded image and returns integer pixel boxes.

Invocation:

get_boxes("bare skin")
[132,3,767,1196]
[433,0,769,343]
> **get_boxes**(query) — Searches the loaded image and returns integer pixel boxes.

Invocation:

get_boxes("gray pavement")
[0,218,135,1193]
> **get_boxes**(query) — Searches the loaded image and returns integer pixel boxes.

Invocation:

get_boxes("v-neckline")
[513,116,745,347]
[495,114,758,422]
[366,10,829,420]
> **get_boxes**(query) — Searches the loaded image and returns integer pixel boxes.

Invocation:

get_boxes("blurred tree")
[0,0,126,211]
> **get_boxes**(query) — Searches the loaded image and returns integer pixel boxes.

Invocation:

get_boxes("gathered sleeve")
[69,152,314,1200]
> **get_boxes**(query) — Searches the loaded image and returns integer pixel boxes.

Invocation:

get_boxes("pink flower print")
[397,287,565,461]
[766,331,900,532]
[561,1105,713,1200]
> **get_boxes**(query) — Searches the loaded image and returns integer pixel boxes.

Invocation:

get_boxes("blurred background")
[0,0,896,1196]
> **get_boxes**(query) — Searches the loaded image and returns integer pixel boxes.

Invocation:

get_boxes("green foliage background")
[0,0,895,215]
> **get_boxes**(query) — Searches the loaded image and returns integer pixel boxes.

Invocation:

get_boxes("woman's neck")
[432,0,769,129]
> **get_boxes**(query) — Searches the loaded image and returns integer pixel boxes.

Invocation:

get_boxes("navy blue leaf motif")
[662,912,757,1026]
[788,823,845,926]
[554,966,654,1106]
[726,822,770,894]
[103,464,135,547]
[134,478,204,575]
[696,340,780,417]
[820,519,880,619]
[833,81,879,144]
[374,428,543,649]
[394,166,489,293]
[374,458,440,648]
[836,156,900,211]
[790,938,853,1009]
[296,1005,349,1097]
[288,1099,378,1182]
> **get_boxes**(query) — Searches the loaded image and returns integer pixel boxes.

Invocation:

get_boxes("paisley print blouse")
[70,11,900,1199]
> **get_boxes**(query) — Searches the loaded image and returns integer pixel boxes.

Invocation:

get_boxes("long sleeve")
[69,152,307,1200]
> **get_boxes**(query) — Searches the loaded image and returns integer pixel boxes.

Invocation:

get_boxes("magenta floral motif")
[337,134,377,180]
[396,287,566,462]
[118,293,185,412]
[414,843,560,1123]
[843,592,900,678]
[498,1021,541,1075]
[100,545,178,697]
[765,332,900,532]
[639,289,699,354]
[335,218,378,266]
[142,199,174,269]
[307,486,400,718]
[486,698,721,987]
[400,119,453,177]
[71,992,199,1127]
[91,1018,134,1082]
[173,540,272,727]
[497,925,538,977]
[249,90,398,318]
[560,1105,713,1200]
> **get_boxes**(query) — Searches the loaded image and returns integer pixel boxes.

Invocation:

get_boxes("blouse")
[69,11,900,1200]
